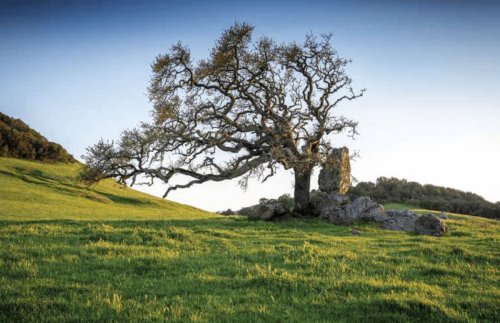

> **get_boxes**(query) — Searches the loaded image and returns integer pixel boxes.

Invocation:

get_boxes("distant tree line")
[349,177,500,219]
[0,112,75,163]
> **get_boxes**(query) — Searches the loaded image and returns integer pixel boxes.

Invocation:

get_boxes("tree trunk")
[293,167,312,215]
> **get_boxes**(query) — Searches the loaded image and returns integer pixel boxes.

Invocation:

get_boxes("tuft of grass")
[0,157,499,322]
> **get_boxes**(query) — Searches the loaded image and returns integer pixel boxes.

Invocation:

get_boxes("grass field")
[0,157,499,322]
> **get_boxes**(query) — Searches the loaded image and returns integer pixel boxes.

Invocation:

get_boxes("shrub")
[349,177,499,219]
[0,112,75,163]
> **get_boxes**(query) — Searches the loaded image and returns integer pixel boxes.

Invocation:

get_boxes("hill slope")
[0,157,212,220]
[0,157,499,322]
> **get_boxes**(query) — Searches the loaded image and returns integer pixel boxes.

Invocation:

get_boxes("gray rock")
[351,229,362,235]
[308,190,350,217]
[309,191,450,236]
[238,204,260,217]
[238,199,290,221]
[382,210,420,232]
[439,211,448,219]
[327,196,385,225]
[415,214,448,236]
[318,147,351,194]
[380,211,448,236]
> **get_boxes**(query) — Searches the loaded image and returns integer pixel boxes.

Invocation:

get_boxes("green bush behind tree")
[349,177,500,219]
[0,112,75,163]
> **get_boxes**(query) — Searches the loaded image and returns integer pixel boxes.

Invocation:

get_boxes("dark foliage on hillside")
[349,177,500,219]
[0,112,75,163]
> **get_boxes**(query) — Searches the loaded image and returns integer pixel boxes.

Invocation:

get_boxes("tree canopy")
[82,23,363,213]
[349,177,500,219]
[0,112,75,163]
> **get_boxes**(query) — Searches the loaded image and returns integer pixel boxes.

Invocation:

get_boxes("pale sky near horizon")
[1,0,499,211]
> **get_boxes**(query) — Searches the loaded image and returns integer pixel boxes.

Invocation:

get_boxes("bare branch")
[82,23,364,204]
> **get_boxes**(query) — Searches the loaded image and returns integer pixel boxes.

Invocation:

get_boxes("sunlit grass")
[0,158,498,322]
[0,157,211,221]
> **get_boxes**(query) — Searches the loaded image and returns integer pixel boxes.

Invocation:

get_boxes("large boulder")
[326,196,385,225]
[318,147,351,194]
[381,210,420,232]
[308,190,350,217]
[381,211,448,236]
[415,214,448,236]
[238,199,290,221]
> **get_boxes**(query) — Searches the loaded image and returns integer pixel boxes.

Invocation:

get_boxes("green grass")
[0,157,499,322]
[384,203,416,211]
[384,203,472,221]
[0,158,210,221]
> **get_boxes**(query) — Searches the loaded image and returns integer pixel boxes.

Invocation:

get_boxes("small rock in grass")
[238,199,290,221]
[439,211,448,219]
[351,229,362,235]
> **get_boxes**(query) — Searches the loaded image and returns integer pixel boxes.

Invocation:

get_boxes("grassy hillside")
[0,158,499,322]
[0,157,211,221]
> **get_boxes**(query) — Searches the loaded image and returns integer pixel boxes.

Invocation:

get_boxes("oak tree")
[82,23,364,214]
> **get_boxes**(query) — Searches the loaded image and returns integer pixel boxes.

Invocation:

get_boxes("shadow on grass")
[2,167,150,206]
[98,192,151,205]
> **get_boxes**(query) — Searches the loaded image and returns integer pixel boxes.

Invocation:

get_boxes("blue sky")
[1,0,499,210]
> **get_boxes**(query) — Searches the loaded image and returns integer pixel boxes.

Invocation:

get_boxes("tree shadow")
[2,166,150,206]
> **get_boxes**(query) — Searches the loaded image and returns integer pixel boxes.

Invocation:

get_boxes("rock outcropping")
[439,212,448,219]
[415,213,448,236]
[238,157,448,236]
[239,194,448,236]
[308,190,350,217]
[382,210,420,232]
[238,198,290,221]
[318,147,351,194]
[326,196,386,225]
